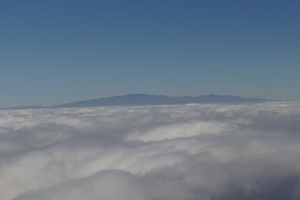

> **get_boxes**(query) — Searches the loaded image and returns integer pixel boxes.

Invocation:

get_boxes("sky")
[0,0,299,107]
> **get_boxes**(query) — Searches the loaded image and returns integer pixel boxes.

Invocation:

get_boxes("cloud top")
[1,102,300,200]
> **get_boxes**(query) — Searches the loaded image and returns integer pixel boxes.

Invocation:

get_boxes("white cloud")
[0,102,300,200]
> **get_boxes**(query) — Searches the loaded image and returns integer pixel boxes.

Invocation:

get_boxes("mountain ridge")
[55,93,268,108]
[1,94,270,110]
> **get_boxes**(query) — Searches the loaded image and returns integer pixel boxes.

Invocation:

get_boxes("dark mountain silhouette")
[52,94,268,108]
[1,94,269,110]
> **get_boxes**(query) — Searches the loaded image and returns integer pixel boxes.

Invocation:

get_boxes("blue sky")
[0,0,299,107]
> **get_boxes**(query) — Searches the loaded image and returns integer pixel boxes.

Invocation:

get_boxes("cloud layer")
[1,102,300,200]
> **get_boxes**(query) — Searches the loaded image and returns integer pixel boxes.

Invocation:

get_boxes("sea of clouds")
[1,102,300,200]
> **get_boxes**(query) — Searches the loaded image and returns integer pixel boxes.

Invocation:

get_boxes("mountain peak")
[1,94,270,110]
[54,94,268,108]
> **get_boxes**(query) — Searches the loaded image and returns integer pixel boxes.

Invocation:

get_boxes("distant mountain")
[0,94,269,110]
[52,94,268,108]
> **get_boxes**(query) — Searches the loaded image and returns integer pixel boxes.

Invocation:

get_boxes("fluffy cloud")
[0,102,300,200]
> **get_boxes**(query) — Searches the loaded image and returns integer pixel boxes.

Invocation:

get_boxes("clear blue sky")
[0,0,299,107]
